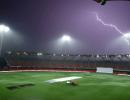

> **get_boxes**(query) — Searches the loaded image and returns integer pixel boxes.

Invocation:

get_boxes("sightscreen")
[96,67,113,74]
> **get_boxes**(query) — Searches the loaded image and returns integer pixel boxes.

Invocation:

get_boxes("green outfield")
[0,72,130,100]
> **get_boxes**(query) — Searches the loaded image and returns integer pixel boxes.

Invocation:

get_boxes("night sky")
[0,0,130,54]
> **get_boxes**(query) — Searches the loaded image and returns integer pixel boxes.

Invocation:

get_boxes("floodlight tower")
[0,24,10,56]
[60,35,72,54]
[123,33,130,53]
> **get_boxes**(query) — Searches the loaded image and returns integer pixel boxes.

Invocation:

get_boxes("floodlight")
[96,54,100,58]
[0,24,10,56]
[37,52,43,56]
[124,34,129,38]
[4,26,10,32]
[61,35,71,42]
[57,34,76,54]
[0,25,10,32]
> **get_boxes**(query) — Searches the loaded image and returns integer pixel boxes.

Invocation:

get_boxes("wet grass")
[0,72,130,100]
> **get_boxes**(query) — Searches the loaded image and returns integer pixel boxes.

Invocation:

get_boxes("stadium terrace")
[0,51,129,74]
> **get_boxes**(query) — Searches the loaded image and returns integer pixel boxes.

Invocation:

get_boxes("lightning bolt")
[94,12,124,35]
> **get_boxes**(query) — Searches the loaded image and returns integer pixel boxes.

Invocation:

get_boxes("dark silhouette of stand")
[0,57,10,70]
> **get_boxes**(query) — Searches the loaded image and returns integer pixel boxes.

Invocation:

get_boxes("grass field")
[0,72,130,100]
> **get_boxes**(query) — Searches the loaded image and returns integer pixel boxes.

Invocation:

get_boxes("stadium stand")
[0,57,9,70]
[3,51,130,73]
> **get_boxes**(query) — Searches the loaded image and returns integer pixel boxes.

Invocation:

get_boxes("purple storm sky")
[0,0,130,54]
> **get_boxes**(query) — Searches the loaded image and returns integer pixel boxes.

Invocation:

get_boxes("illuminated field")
[0,72,130,100]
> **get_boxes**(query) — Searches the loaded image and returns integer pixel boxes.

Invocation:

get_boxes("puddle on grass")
[7,83,35,90]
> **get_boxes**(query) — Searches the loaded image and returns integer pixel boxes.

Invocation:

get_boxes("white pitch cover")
[96,67,113,74]
[45,76,82,83]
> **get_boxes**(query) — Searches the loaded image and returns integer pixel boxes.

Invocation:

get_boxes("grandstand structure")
[1,51,130,74]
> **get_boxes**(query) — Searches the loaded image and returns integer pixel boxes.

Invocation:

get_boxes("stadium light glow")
[23,52,28,55]
[127,54,130,57]
[0,24,10,56]
[96,54,100,58]
[0,24,10,33]
[56,34,77,54]
[123,33,130,38]
[61,35,72,42]
[53,53,56,56]
[123,33,130,53]
[37,52,43,56]
[123,33,130,43]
